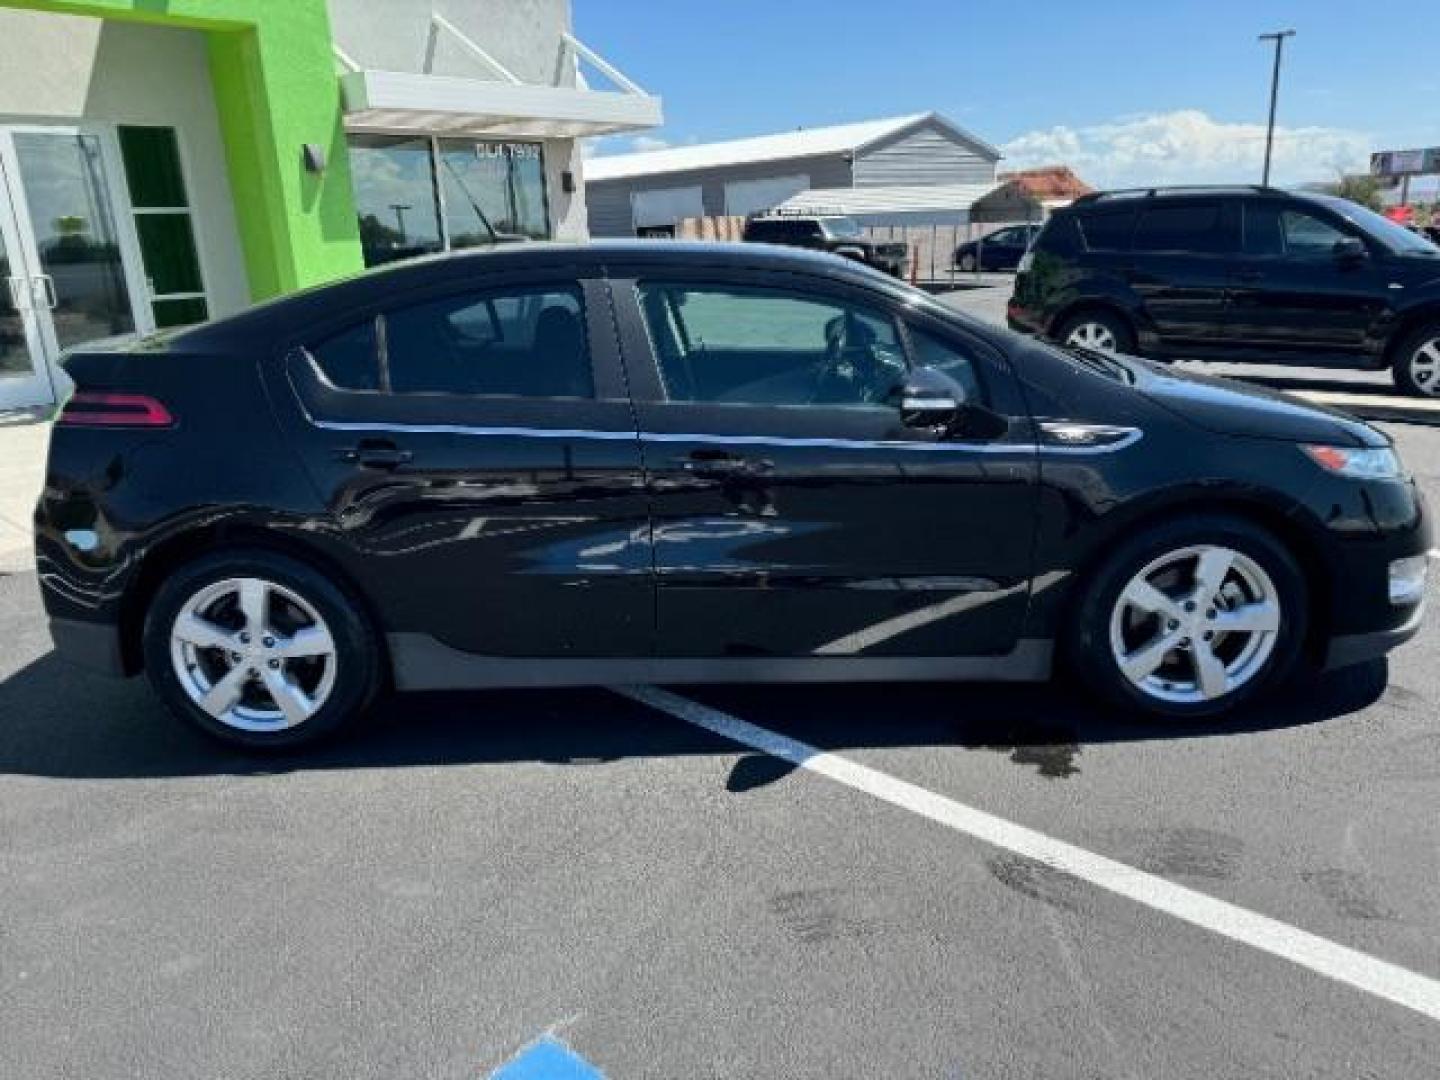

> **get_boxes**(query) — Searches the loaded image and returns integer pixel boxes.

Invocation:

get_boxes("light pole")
[1258,29,1296,187]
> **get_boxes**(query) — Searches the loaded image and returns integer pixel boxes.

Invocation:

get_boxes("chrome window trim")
[307,417,1144,456]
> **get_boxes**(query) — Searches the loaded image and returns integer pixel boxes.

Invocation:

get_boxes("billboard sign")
[1371,148,1440,177]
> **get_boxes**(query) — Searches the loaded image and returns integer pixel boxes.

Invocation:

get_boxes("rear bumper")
[1324,602,1425,670]
[48,617,130,678]
[1006,299,1045,336]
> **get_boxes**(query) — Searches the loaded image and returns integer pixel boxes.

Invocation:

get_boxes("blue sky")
[576,0,1439,190]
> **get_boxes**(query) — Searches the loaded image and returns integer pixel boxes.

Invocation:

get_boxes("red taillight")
[56,392,174,428]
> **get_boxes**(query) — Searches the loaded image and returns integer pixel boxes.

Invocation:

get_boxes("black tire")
[1390,319,1440,398]
[1066,515,1308,720]
[1055,308,1137,355]
[142,548,381,750]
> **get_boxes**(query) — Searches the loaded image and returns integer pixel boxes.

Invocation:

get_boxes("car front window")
[822,218,865,239]
[1313,196,1440,255]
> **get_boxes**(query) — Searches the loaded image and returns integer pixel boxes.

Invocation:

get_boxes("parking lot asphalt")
[1,426,1438,1077]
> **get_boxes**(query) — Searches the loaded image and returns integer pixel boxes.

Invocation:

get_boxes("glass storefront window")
[118,125,209,329]
[347,136,550,267]
[437,140,550,246]
[348,135,445,268]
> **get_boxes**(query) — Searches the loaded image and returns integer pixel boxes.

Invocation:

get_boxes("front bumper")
[1324,602,1425,669]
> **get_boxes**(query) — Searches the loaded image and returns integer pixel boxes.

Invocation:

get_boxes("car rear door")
[267,271,653,660]
[1224,199,1388,355]
[609,265,1040,661]
[1124,198,1237,349]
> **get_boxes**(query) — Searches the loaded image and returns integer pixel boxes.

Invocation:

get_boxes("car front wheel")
[142,549,381,749]
[1069,516,1307,720]
[1392,320,1440,398]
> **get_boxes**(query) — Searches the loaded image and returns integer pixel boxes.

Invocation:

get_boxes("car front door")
[1124,199,1237,350]
[982,227,1025,270]
[611,268,1040,660]
[268,273,653,659]
[1225,200,1388,355]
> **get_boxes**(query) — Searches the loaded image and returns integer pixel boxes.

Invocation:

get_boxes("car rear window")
[1077,209,1137,252]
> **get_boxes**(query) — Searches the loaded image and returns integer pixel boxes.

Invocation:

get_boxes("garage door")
[631,186,704,231]
[723,174,811,218]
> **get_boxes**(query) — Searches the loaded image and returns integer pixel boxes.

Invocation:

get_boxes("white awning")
[337,24,662,140]
[777,183,1003,218]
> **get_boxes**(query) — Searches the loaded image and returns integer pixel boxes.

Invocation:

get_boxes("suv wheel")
[142,549,381,750]
[1069,516,1307,720]
[1392,320,1440,398]
[1057,309,1135,355]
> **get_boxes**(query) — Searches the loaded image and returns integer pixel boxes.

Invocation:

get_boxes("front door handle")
[336,439,414,469]
[31,275,57,310]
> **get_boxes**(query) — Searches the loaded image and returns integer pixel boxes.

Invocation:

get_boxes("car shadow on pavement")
[0,648,1389,782]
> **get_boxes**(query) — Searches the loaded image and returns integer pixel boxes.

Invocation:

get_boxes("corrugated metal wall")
[853,122,997,187]
[585,153,853,236]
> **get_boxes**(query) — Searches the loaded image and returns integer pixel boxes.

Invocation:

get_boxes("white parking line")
[617,685,1440,1024]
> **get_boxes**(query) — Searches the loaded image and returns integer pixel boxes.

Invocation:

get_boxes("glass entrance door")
[0,155,52,413]
[0,126,148,413]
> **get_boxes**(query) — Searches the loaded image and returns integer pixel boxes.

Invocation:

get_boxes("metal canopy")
[338,22,662,139]
[341,70,662,138]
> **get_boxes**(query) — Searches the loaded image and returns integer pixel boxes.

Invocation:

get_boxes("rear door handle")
[674,450,766,477]
[336,439,414,469]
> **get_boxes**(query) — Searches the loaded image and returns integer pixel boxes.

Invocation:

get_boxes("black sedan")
[953,224,1041,272]
[38,242,1430,748]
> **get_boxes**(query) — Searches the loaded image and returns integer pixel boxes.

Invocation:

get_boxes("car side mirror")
[898,367,966,430]
[1334,237,1367,264]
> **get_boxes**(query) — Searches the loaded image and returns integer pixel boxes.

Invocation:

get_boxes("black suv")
[743,213,908,276]
[1008,186,1440,396]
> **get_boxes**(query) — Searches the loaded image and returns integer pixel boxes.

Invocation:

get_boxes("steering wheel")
[810,316,906,405]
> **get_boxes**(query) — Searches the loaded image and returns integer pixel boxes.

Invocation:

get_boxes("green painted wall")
[0,0,364,299]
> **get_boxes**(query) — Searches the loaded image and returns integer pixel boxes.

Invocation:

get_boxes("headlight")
[1301,444,1402,480]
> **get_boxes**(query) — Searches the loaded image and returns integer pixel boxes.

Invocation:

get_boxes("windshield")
[821,217,865,239]
[1311,195,1440,255]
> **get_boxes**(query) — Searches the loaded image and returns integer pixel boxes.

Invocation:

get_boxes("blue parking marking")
[490,1035,605,1079]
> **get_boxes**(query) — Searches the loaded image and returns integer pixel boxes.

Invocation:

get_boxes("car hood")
[1117,357,1387,448]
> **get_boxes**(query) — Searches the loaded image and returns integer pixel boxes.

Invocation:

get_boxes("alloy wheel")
[1407,335,1440,396]
[168,577,339,732]
[1065,321,1118,353]
[1108,545,1281,705]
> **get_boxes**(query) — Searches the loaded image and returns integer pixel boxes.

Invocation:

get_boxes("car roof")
[1064,186,1336,215]
[174,241,882,350]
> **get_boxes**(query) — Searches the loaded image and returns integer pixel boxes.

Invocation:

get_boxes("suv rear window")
[1131,202,1227,254]
[1077,209,1137,252]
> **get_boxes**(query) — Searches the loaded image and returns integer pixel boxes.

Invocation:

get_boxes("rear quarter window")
[1033,215,1082,256]
[1077,209,1138,252]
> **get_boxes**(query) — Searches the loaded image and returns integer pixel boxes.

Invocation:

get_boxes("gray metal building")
[586,113,1003,237]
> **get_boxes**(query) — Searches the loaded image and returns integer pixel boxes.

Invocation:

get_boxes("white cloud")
[629,135,671,153]
[1002,109,1370,188]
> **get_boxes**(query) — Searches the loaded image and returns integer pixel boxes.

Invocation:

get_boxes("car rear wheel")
[1057,309,1135,355]
[1069,516,1307,720]
[1392,320,1440,398]
[143,549,381,749]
